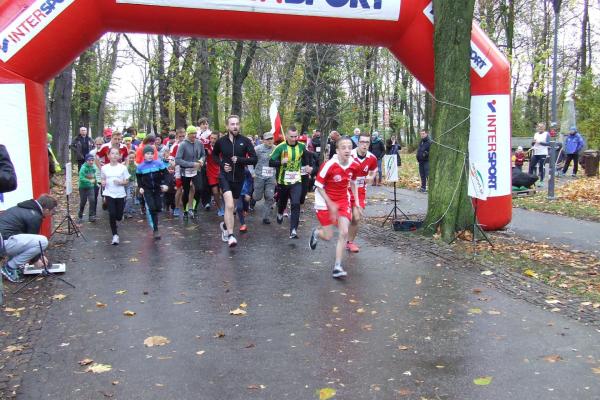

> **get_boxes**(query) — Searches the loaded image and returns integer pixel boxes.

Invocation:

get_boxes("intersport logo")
[0,0,76,62]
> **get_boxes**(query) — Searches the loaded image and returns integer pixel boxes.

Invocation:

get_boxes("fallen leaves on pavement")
[86,363,112,373]
[144,336,170,347]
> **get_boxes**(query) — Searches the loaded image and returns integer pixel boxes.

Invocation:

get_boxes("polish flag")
[269,101,284,144]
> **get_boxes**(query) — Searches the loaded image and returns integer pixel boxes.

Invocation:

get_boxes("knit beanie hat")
[186,125,198,135]
[143,145,154,154]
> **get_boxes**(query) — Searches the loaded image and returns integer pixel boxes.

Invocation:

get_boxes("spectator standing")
[561,126,585,177]
[416,130,431,193]
[70,127,94,171]
[529,122,550,187]
[369,131,385,186]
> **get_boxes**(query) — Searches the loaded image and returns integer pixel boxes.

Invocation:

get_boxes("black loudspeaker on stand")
[51,194,86,241]
[13,241,75,294]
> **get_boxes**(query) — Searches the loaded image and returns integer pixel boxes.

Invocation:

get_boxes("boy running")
[101,148,130,245]
[347,132,378,252]
[137,145,169,240]
[309,137,361,279]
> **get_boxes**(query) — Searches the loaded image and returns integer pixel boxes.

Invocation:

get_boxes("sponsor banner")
[467,161,488,200]
[0,84,33,210]
[116,0,401,21]
[422,2,493,78]
[469,95,511,197]
[0,0,77,62]
[383,154,398,182]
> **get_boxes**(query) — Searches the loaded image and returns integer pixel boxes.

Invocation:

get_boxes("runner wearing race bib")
[253,132,277,224]
[269,126,313,239]
[347,133,378,253]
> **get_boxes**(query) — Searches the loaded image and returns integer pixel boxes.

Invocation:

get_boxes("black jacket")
[416,136,432,162]
[0,199,44,239]
[70,135,95,161]
[369,139,386,159]
[212,134,257,182]
[0,145,17,193]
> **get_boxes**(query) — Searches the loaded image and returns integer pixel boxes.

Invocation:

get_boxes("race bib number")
[356,177,366,187]
[261,166,275,178]
[284,170,301,184]
[300,166,309,176]
[184,168,197,178]
[316,147,321,153]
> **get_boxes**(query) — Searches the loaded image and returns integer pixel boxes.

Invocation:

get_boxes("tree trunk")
[231,41,258,117]
[197,39,211,122]
[73,48,95,130]
[157,35,171,131]
[579,0,589,76]
[49,64,73,164]
[279,44,303,122]
[94,34,121,137]
[424,0,476,241]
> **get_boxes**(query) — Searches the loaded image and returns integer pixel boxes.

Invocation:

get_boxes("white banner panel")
[116,0,401,21]
[469,95,511,197]
[0,0,77,62]
[467,161,488,200]
[383,154,398,182]
[0,84,33,210]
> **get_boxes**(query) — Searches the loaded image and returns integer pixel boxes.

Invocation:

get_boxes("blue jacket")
[564,132,584,155]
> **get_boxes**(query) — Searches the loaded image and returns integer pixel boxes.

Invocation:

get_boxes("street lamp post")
[548,0,562,200]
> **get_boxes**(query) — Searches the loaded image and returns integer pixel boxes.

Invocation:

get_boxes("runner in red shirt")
[309,136,361,279]
[347,132,378,253]
[205,131,223,215]
[96,131,128,164]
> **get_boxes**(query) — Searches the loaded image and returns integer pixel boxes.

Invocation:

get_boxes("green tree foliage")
[575,72,600,149]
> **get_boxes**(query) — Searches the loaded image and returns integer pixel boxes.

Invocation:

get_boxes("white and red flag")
[269,101,284,144]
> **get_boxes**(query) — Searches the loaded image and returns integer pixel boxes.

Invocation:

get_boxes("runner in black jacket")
[212,115,257,247]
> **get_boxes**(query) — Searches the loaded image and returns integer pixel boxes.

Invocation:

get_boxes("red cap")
[298,134,308,143]
[103,128,113,137]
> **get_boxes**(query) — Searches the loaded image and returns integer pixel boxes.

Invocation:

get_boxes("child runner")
[309,136,361,279]
[347,132,378,253]
[163,164,177,215]
[137,145,169,240]
[77,153,98,224]
[101,148,130,245]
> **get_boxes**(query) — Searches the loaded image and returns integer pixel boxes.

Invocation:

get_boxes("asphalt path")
[15,202,600,399]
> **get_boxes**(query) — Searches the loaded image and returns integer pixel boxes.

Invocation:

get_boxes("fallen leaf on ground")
[52,294,67,300]
[481,270,494,276]
[487,310,502,315]
[468,308,482,314]
[592,367,600,374]
[96,302,107,308]
[356,308,365,314]
[545,299,561,305]
[173,301,189,305]
[123,310,136,317]
[317,387,336,400]
[247,384,266,390]
[229,308,247,316]
[473,376,493,385]
[213,331,225,338]
[543,354,562,363]
[129,257,139,262]
[86,363,112,373]
[115,290,127,295]
[282,293,291,297]
[523,269,539,278]
[196,350,205,356]
[78,358,94,366]
[4,345,24,353]
[409,297,421,306]
[398,345,410,351]
[239,302,248,309]
[415,277,422,285]
[144,336,170,347]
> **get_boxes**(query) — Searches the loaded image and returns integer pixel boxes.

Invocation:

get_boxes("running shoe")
[188,209,195,219]
[345,241,360,253]
[289,228,298,239]
[239,224,248,233]
[111,234,120,245]
[183,211,189,220]
[220,222,229,242]
[262,218,271,225]
[309,228,319,250]
[1,265,23,283]
[173,208,181,217]
[228,235,238,248]
[276,214,283,224]
[283,210,289,218]
[217,208,225,217]
[204,203,211,211]
[77,217,83,225]
[332,265,347,279]
[153,230,161,240]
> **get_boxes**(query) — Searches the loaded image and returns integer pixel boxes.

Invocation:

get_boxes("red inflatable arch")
[0,0,512,230]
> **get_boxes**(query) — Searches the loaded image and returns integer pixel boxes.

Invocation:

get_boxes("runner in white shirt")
[101,148,130,245]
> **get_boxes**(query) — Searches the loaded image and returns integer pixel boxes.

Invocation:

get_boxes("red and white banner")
[269,101,284,143]
[116,0,401,21]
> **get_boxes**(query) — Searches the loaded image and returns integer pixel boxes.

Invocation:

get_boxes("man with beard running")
[212,115,257,247]
[269,126,313,239]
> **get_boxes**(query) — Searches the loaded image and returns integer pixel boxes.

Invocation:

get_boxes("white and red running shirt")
[350,148,378,207]
[314,155,360,210]
[96,143,129,164]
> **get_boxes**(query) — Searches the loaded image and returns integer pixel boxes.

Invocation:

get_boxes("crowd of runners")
[72,115,379,279]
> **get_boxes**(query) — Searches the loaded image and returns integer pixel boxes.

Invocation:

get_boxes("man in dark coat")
[416,130,432,193]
